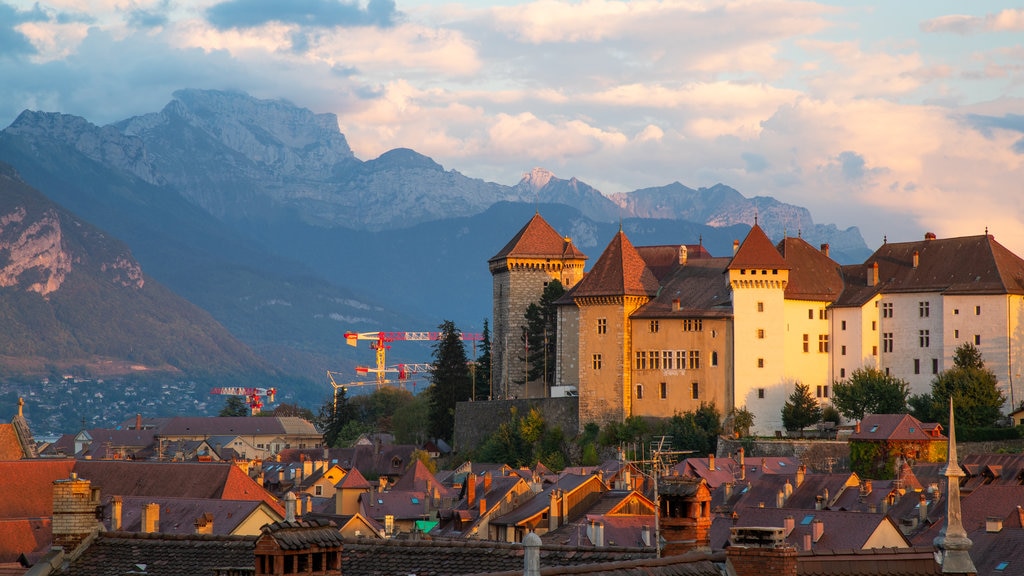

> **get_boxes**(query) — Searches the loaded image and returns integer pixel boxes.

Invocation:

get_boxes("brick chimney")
[820,243,829,257]
[913,250,919,269]
[135,413,142,430]
[466,473,477,506]
[811,519,824,543]
[868,262,878,287]
[52,473,102,551]
[673,298,681,311]
[795,465,805,487]
[142,503,160,534]
[783,515,794,536]
[479,497,487,517]
[111,495,122,531]
[483,471,493,492]
[709,454,715,471]
[726,527,797,576]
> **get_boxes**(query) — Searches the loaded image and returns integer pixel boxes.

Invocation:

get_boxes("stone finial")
[934,398,976,574]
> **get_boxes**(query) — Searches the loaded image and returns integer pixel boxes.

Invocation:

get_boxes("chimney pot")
[925,232,936,240]
[820,243,830,257]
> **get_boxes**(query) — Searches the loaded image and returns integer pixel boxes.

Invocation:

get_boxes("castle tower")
[727,224,789,434]
[489,213,586,399]
[572,230,658,428]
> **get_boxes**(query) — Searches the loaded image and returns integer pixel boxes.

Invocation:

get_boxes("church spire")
[934,398,976,574]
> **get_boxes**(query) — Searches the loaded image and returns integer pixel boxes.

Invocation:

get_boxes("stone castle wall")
[453,397,579,453]
[491,267,556,399]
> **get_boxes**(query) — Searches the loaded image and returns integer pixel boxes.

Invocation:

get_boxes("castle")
[490,214,1024,434]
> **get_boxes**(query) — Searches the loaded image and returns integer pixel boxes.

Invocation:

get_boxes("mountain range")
[0,89,871,429]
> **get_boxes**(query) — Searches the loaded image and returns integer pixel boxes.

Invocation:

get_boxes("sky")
[1,0,1023,254]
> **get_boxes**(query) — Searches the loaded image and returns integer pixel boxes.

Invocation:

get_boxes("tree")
[928,343,1006,428]
[428,320,473,443]
[730,407,755,438]
[668,404,722,456]
[317,386,357,447]
[475,319,492,400]
[832,367,910,421]
[521,280,564,390]
[781,382,822,433]
[218,396,249,417]
[268,403,316,420]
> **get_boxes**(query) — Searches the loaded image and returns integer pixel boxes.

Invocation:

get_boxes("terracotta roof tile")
[777,237,844,302]
[572,231,659,298]
[0,518,50,564]
[728,224,788,271]
[632,258,732,319]
[489,212,587,263]
[849,414,942,442]
[797,546,940,576]
[723,506,909,551]
[0,425,25,461]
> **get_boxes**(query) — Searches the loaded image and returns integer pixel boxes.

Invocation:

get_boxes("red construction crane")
[210,387,277,415]
[343,330,482,385]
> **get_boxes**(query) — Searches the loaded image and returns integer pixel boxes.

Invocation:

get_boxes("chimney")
[142,503,160,534]
[673,298,681,311]
[855,421,861,434]
[378,476,388,492]
[467,473,477,506]
[987,517,1004,533]
[726,527,797,576]
[913,250,919,269]
[776,489,784,508]
[111,496,123,531]
[642,524,652,547]
[783,515,794,536]
[549,489,561,531]
[795,465,805,487]
[820,243,830,257]
[784,479,793,499]
[52,474,102,551]
[303,459,314,478]
[803,533,812,551]
[868,262,878,287]
[919,494,928,524]
[925,232,936,240]
[483,471,493,492]
[724,482,733,500]
[811,519,824,543]
[709,454,716,471]
[815,495,823,510]
[479,497,487,517]
[733,239,741,256]
[194,512,214,535]
[284,492,296,522]
[135,413,142,430]
[679,245,688,265]
[738,448,746,480]
[524,532,542,576]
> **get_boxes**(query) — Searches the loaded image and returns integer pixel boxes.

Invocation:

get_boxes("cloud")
[206,0,400,30]
[127,1,171,29]
[921,9,1024,34]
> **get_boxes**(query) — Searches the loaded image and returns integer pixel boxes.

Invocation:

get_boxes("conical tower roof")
[489,212,586,263]
[728,224,788,271]
[572,230,659,298]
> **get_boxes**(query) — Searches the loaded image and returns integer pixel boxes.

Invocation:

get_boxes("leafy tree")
[781,382,822,433]
[268,402,316,420]
[821,405,841,426]
[428,320,473,443]
[832,367,910,421]
[730,407,755,438]
[218,396,250,417]
[928,343,1006,428]
[668,403,722,455]
[475,319,492,400]
[474,406,569,470]
[392,392,430,445]
[521,280,564,390]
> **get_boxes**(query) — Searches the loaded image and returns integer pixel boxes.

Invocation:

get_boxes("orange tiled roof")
[0,425,25,461]
[572,231,659,298]
[489,213,586,263]
[849,414,943,442]
[728,224,788,270]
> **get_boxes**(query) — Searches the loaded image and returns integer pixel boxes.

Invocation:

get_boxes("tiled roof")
[0,518,50,564]
[361,489,430,521]
[722,506,909,551]
[783,473,858,510]
[797,546,940,576]
[727,224,788,271]
[0,460,76,517]
[777,237,844,302]
[106,496,275,535]
[342,538,658,576]
[572,231,660,298]
[864,233,1024,295]
[63,532,255,576]
[469,551,724,576]
[830,263,882,308]
[338,467,373,489]
[633,245,709,281]
[261,518,343,549]
[849,414,943,442]
[631,258,733,319]
[0,425,25,461]
[391,458,454,498]
[154,416,318,436]
[489,212,587,263]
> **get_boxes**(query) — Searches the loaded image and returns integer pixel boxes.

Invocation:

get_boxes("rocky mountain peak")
[519,167,556,191]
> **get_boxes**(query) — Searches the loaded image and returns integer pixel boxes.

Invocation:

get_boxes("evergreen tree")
[781,382,822,433]
[317,386,357,447]
[218,396,249,417]
[475,319,492,400]
[521,280,564,390]
[832,367,910,421]
[428,320,473,443]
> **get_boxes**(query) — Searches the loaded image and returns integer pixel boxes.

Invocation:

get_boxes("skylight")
[870,425,878,433]
[996,562,1009,571]
[801,515,815,525]
[411,497,420,504]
